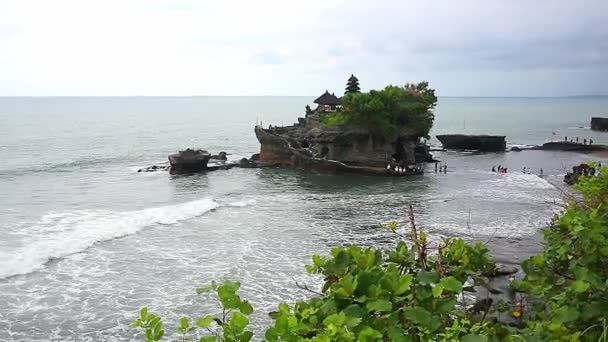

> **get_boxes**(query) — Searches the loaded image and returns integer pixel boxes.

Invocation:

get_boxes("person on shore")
[443,164,447,173]
[590,139,593,145]
[570,138,573,142]
[540,168,543,177]
[599,162,602,168]
[576,137,579,143]
[504,168,508,173]
[584,138,587,145]
[492,166,496,172]
[435,162,438,172]
[528,168,531,174]
[523,167,526,173]
[565,136,568,141]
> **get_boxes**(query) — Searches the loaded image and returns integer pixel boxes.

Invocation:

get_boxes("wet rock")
[168,148,211,175]
[436,134,506,152]
[484,264,519,277]
[210,151,228,161]
[138,164,170,172]
[510,146,522,152]
[591,117,608,131]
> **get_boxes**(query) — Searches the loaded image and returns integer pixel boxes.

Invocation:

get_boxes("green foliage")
[323,82,437,138]
[515,164,608,341]
[265,209,504,341]
[132,280,253,342]
[131,307,165,342]
[131,167,608,341]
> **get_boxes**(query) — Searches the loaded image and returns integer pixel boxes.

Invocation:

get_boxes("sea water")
[0,96,607,340]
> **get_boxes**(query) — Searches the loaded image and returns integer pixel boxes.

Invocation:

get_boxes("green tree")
[326,82,437,139]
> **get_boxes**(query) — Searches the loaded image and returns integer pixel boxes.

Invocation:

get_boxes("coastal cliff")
[255,125,433,173]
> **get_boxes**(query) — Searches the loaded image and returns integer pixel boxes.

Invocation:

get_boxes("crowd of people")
[434,162,447,173]
[491,165,544,176]
[564,136,594,145]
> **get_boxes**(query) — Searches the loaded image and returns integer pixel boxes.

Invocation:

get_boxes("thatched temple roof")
[314,90,341,105]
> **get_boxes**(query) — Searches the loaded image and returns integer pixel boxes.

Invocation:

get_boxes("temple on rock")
[313,90,341,112]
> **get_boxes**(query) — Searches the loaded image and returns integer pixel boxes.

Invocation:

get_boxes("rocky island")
[591,117,608,131]
[254,75,437,176]
[436,134,507,152]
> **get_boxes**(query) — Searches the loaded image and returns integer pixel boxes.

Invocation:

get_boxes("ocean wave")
[0,198,219,279]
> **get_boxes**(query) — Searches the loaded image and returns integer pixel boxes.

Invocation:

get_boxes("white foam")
[227,199,257,207]
[0,198,219,279]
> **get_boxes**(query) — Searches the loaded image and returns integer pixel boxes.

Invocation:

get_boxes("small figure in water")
[565,136,567,141]
[540,168,543,177]
[522,167,526,173]
[528,168,531,174]
[443,164,448,173]
[584,138,587,145]
[435,161,438,172]
[492,166,496,172]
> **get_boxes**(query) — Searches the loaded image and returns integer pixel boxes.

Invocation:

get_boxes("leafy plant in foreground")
[515,164,608,341]
[131,280,253,342]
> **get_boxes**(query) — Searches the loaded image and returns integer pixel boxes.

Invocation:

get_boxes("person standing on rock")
[435,162,438,172]
[565,136,568,141]
[584,138,587,145]
[576,137,579,143]
[540,168,544,177]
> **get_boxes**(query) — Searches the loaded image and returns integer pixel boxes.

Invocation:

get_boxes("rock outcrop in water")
[254,124,431,176]
[542,141,608,152]
[168,148,212,174]
[591,117,608,132]
[436,134,506,152]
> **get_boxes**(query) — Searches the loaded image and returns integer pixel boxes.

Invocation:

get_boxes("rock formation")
[168,148,212,175]
[436,134,506,152]
[542,141,607,152]
[591,117,608,131]
[564,163,595,185]
[254,122,432,175]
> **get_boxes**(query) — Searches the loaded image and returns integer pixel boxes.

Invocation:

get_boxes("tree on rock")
[345,74,361,94]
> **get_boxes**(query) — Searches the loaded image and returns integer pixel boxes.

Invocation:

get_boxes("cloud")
[0,0,606,96]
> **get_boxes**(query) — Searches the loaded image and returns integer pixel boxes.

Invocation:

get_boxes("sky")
[0,0,607,97]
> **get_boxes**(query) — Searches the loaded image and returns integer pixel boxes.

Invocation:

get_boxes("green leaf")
[434,297,457,314]
[432,284,444,297]
[396,274,413,294]
[366,299,393,313]
[196,315,215,328]
[461,333,489,342]
[439,276,463,293]
[140,307,148,320]
[240,331,253,342]
[229,312,249,333]
[571,280,590,293]
[552,305,579,323]
[417,271,439,284]
[357,326,383,341]
[180,317,189,329]
[239,300,254,315]
[403,306,432,327]
[200,336,217,342]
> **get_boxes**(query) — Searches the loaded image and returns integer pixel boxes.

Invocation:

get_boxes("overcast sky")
[1,0,607,96]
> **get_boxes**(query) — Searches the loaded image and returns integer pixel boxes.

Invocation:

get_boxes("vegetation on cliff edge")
[323,82,437,138]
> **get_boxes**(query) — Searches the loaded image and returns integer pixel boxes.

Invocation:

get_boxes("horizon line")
[1,94,607,99]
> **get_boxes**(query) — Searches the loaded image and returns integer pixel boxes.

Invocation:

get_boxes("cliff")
[591,117,608,132]
[254,122,433,175]
[436,134,506,152]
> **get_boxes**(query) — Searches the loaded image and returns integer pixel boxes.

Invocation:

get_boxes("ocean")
[0,96,607,341]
